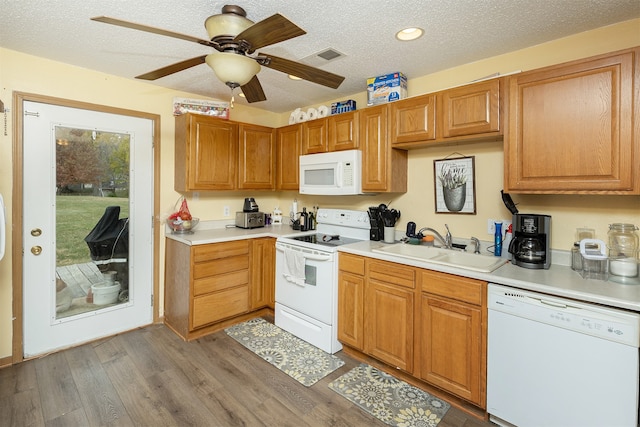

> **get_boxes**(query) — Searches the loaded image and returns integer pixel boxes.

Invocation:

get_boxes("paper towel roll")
[289,108,301,125]
[295,110,308,123]
[307,108,318,121]
[317,105,329,118]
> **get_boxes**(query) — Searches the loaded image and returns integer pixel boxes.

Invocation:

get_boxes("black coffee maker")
[508,214,552,269]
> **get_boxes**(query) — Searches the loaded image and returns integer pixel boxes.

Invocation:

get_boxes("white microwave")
[299,149,363,195]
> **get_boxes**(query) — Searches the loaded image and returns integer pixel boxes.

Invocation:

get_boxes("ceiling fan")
[91,5,345,103]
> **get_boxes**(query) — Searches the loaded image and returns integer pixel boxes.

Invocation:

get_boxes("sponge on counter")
[422,235,435,246]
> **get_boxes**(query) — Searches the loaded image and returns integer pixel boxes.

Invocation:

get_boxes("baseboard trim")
[0,355,13,369]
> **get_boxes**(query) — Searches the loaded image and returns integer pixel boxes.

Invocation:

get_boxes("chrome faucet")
[417,226,452,249]
[444,224,452,249]
[470,237,481,254]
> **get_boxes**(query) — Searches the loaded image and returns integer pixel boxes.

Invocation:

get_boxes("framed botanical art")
[434,155,476,214]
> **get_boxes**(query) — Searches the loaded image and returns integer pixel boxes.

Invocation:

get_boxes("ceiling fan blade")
[91,16,218,49]
[234,14,305,51]
[136,55,207,80]
[259,54,345,89]
[241,76,267,103]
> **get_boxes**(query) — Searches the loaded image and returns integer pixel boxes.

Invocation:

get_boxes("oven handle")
[275,242,333,262]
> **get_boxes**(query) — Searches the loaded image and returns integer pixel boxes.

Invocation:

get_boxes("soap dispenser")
[494,222,503,256]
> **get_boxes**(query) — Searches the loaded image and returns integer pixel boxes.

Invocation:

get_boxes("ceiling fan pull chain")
[230,87,235,109]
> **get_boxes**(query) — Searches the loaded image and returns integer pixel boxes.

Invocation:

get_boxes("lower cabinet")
[337,253,365,349]
[165,238,274,341]
[338,253,487,408]
[364,259,415,373]
[418,271,486,406]
[251,237,275,309]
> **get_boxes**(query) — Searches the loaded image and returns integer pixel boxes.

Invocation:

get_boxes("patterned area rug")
[329,363,450,427]
[224,318,345,387]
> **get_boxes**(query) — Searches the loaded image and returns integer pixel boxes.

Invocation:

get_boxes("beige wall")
[1,18,639,360]
[291,18,640,248]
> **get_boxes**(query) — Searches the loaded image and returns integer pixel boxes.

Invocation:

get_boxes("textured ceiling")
[1,0,639,113]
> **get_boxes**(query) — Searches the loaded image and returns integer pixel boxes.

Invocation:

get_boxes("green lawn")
[56,195,129,266]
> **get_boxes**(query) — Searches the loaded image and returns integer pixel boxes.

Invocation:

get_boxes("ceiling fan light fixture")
[396,27,424,41]
[205,52,261,86]
[204,7,254,40]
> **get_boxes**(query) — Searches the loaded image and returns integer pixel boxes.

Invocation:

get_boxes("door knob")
[31,246,42,255]
[31,228,42,237]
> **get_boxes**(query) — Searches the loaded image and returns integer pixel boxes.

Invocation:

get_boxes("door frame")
[11,92,161,363]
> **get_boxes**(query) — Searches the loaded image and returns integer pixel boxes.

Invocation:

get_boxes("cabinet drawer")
[368,259,415,289]
[339,253,365,276]
[420,270,484,305]
[192,285,249,328]
[194,255,249,279]
[193,240,249,262]
[194,270,249,296]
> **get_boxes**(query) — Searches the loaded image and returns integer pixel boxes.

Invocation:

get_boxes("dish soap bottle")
[494,221,503,257]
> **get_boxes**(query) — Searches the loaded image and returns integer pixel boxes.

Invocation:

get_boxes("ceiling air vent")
[300,48,345,67]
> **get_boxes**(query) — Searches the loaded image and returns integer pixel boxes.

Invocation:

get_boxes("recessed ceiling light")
[396,27,424,41]
[288,75,303,80]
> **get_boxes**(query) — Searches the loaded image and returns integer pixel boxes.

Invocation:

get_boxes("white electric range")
[274,208,370,354]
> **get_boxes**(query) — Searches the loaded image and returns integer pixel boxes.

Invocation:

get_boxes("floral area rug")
[329,363,450,427]
[224,317,344,387]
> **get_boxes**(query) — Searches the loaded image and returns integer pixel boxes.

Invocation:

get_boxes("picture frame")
[434,155,476,214]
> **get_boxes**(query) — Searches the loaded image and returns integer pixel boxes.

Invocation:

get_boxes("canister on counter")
[608,223,639,279]
[580,239,609,281]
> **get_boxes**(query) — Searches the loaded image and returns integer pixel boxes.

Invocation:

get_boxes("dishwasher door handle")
[539,299,568,309]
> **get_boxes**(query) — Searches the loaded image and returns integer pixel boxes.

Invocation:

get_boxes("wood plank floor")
[0,319,494,427]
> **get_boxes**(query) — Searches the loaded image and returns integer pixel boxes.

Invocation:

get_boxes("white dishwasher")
[487,283,640,427]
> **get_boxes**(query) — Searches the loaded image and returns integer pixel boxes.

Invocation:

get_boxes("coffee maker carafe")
[508,214,551,269]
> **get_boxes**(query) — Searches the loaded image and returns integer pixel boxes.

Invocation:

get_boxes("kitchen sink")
[372,244,509,273]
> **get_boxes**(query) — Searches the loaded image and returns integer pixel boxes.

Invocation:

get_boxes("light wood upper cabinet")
[328,111,359,151]
[440,78,501,138]
[276,124,302,190]
[505,47,640,194]
[237,123,276,190]
[389,93,437,145]
[360,105,407,193]
[175,113,277,191]
[175,113,237,191]
[302,118,328,154]
[390,79,504,148]
[302,112,359,154]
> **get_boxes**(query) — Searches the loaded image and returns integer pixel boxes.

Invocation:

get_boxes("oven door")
[274,241,336,325]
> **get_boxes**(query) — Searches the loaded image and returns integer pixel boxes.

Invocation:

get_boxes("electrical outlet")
[488,219,512,235]
[487,219,496,235]
[223,206,230,217]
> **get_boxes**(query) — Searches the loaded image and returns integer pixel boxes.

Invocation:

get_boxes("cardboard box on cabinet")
[367,72,407,106]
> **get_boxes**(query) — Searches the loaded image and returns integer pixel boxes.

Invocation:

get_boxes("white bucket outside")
[91,281,121,305]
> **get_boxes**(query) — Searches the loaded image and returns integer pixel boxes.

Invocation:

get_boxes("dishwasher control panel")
[488,283,640,347]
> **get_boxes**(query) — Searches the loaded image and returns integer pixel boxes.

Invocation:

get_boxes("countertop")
[165,221,311,245]
[340,240,640,312]
[165,222,640,312]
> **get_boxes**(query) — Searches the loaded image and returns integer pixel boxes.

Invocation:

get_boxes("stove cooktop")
[290,233,362,248]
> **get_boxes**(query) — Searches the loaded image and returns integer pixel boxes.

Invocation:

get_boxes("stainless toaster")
[235,211,265,229]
